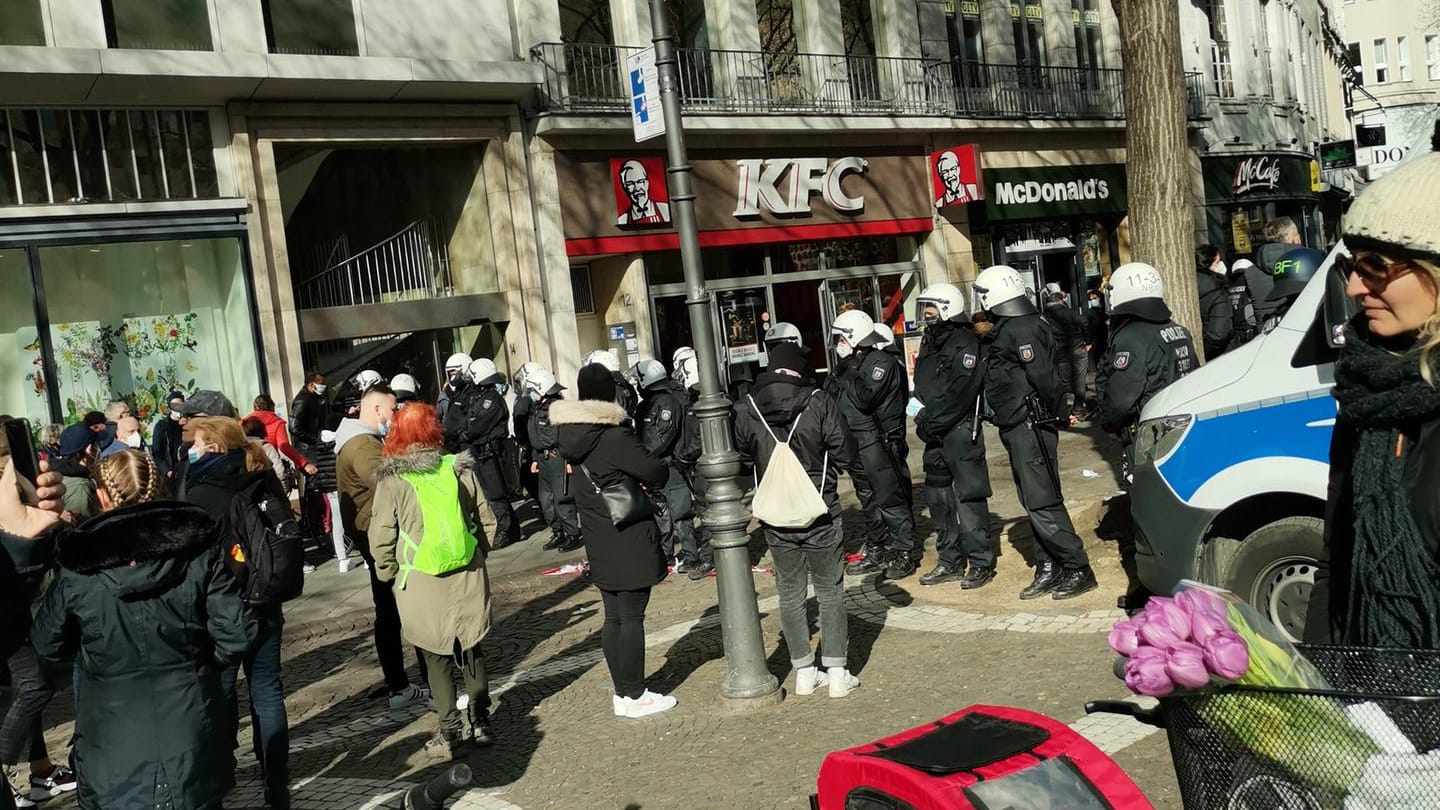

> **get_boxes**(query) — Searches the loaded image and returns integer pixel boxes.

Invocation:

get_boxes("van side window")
[1292,306,1341,368]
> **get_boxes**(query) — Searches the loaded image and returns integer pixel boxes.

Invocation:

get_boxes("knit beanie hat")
[1343,151,1440,262]
[768,343,807,378]
[576,363,617,403]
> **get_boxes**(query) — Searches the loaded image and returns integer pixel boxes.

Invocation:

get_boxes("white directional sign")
[627,47,665,143]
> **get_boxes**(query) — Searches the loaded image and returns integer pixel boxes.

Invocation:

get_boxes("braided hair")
[93,450,167,509]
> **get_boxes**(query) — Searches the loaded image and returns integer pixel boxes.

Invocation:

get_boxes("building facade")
[1337,0,1439,181]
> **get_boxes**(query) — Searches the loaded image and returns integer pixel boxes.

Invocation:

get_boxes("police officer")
[1097,263,1198,611]
[1227,259,1258,345]
[460,358,521,549]
[669,346,710,550]
[974,264,1097,600]
[437,353,471,423]
[1195,246,1235,359]
[584,348,639,418]
[511,362,544,503]
[830,309,919,580]
[764,322,805,352]
[635,359,713,580]
[524,367,582,552]
[440,356,474,453]
[1258,247,1327,332]
[910,284,995,590]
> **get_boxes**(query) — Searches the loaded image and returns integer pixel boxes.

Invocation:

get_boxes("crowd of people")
[0,145,1436,810]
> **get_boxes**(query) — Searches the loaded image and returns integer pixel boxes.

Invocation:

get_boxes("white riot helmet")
[830,309,877,359]
[870,322,896,349]
[634,359,669,389]
[354,369,383,392]
[389,374,418,402]
[764,322,805,350]
[522,367,559,399]
[672,347,699,389]
[444,353,472,384]
[514,360,544,389]
[583,349,621,373]
[1106,262,1170,320]
[917,283,966,323]
[467,358,503,385]
[972,265,1037,318]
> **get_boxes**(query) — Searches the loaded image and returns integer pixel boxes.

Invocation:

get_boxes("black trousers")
[537,454,580,540]
[656,465,705,563]
[852,439,917,557]
[354,532,426,691]
[599,588,652,699]
[922,420,994,569]
[474,452,519,546]
[997,423,1089,571]
[0,642,52,766]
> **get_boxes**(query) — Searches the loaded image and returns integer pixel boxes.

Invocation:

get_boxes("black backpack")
[225,476,305,608]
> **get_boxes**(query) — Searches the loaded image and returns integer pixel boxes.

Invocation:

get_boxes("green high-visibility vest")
[397,455,478,589]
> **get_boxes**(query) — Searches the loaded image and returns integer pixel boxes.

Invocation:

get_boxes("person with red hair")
[368,403,498,759]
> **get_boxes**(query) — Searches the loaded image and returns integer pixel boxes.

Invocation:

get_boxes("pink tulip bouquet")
[1109,582,1380,796]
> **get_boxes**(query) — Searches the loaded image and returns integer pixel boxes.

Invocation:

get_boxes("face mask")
[169,410,182,422]
[123,432,143,449]
[1089,299,1101,309]
[187,446,204,464]
[313,384,327,395]
[1214,261,1228,275]
[496,383,510,396]
[378,420,391,437]
[835,340,853,359]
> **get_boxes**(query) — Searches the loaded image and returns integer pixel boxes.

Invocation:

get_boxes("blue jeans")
[766,520,848,670]
[220,605,288,800]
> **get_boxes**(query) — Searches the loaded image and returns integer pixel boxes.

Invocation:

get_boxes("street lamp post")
[648,0,782,710]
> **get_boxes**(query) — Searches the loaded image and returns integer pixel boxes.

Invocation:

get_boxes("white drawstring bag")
[748,394,828,529]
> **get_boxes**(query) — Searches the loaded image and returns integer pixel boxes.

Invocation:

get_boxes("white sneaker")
[338,559,353,573]
[5,768,35,808]
[793,666,829,696]
[456,694,469,712]
[827,667,860,698]
[388,683,432,709]
[612,694,625,717]
[616,690,677,718]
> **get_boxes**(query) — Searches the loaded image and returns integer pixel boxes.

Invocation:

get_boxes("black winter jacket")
[1308,410,1440,646]
[636,382,687,461]
[553,400,669,591]
[913,318,985,445]
[982,312,1069,430]
[828,348,907,447]
[289,388,326,448]
[528,393,564,454]
[1096,313,1198,435]
[151,416,185,478]
[0,528,52,660]
[733,372,857,518]
[1043,303,1086,354]
[1196,270,1235,358]
[1248,242,1291,323]
[460,385,510,456]
[31,502,253,810]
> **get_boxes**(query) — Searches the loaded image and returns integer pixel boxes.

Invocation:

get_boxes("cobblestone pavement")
[26,424,1186,808]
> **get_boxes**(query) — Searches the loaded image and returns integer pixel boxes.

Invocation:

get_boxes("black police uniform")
[832,344,917,569]
[1196,270,1235,359]
[637,380,707,567]
[614,371,640,419]
[1226,274,1256,345]
[1097,308,1197,475]
[528,389,581,549]
[440,379,472,453]
[983,308,1092,593]
[1043,301,1089,410]
[913,316,993,576]
[460,382,521,548]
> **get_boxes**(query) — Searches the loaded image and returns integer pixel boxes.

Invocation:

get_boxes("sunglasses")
[1339,252,1414,285]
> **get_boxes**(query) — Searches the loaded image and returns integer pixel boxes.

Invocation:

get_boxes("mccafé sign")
[554,150,932,255]
[981,163,1129,222]
[1203,154,1318,204]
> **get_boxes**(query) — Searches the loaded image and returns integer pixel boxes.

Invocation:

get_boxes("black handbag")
[580,464,656,529]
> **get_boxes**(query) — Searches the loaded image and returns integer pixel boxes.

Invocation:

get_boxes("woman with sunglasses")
[1308,151,1440,650]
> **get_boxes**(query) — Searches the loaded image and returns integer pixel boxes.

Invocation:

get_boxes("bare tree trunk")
[1116,0,1203,352]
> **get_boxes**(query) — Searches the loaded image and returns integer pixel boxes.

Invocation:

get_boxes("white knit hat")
[1343,151,1440,261]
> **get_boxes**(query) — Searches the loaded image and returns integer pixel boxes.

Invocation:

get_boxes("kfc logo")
[732,156,868,219]
[930,144,984,209]
[612,157,672,228]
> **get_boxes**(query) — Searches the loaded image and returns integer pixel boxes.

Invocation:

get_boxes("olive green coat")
[370,449,495,654]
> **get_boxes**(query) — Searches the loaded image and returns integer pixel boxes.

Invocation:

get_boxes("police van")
[1129,247,1356,641]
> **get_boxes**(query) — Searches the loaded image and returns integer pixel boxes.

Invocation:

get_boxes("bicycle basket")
[1160,645,1440,810]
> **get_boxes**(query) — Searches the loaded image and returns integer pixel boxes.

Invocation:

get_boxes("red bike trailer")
[813,704,1153,810]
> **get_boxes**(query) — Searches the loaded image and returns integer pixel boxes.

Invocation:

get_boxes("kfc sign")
[930,144,984,208]
[1232,156,1282,196]
[611,157,672,229]
[732,157,868,218]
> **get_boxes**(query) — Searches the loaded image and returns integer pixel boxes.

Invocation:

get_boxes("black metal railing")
[532,42,1208,121]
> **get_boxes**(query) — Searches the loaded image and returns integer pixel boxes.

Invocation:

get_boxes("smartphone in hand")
[3,417,40,490]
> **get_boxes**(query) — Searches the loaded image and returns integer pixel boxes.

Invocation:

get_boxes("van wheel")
[1220,517,1325,643]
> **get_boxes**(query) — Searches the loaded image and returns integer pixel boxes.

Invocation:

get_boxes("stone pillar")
[916,0,952,62]
[213,0,267,52]
[704,0,766,104]
[516,129,583,388]
[611,0,654,47]
[510,0,563,52]
[791,0,845,103]
[45,0,107,48]
[872,0,926,108]
[982,0,1018,65]
[1044,0,1077,67]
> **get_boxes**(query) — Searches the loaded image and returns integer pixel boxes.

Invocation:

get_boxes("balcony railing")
[531,42,1207,121]
[296,219,453,310]
[533,42,952,116]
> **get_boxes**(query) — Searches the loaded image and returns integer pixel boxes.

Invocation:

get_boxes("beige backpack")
[748,394,828,529]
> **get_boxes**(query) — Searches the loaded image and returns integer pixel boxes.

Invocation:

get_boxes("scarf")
[186,449,242,486]
[1333,323,1440,648]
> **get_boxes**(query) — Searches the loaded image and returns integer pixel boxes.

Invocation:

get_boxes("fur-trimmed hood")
[375,447,475,479]
[56,502,218,598]
[549,400,626,426]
